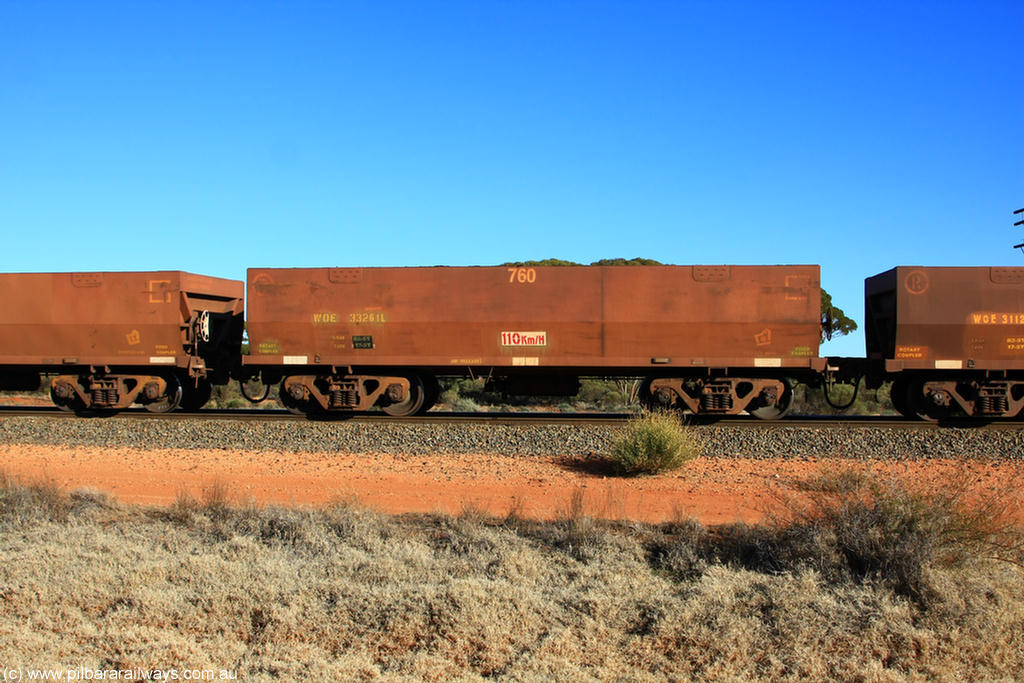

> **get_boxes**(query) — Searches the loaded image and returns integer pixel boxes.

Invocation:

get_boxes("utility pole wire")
[1013,208,1024,253]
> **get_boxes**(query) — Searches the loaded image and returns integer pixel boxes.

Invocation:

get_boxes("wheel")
[50,382,82,412]
[144,375,183,413]
[638,377,656,411]
[638,377,682,412]
[906,378,953,422]
[417,374,440,414]
[279,379,316,415]
[180,378,213,412]
[749,379,794,420]
[888,378,916,419]
[382,376,425,417]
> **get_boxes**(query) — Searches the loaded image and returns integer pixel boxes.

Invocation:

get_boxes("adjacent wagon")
[862,266,1024,419]
[0,271,244,411]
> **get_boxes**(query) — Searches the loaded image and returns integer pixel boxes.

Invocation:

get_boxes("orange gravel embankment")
[3,443,1022,524]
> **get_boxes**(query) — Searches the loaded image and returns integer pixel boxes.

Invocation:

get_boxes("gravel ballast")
[1,416,1022,460]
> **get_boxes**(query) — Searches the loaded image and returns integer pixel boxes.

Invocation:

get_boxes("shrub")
[607,411,700,475]
[438,378,500,410]
[789,380,895,416]
[451,397,480,412]
[1,470,71,523]
[650,468,1024,608]
[648,518,709,581]
[575,379,637,410]
[764,468,1024,604]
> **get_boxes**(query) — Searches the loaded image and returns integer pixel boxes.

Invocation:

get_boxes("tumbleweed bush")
[608,410,700,475]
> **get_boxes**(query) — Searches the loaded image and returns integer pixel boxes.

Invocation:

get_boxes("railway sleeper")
[50,373,182,413]
[644,377,793,420]
[280,374,426,416]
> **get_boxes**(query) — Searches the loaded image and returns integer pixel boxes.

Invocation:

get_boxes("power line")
[1014,208,1024,253]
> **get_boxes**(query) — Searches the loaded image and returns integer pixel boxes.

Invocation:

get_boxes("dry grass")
[1,470,1023,681]
[767,466,1024,603]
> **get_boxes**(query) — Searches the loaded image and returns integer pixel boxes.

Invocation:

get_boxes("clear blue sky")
[2,1,1021,357]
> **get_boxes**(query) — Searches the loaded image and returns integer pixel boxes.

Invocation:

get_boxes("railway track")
[1,405,1022,430]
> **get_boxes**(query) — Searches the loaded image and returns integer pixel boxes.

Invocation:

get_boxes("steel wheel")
[638,378,657,411]
[144,375,183,413]
[180,378,213,412]
[417,374,440,415]
[382,376,425,417]
[50,383,81,412]
[638,377,682,412]
[888,378,917,419]
[749,379,794,420]
[279,379,314,415]
[907,378,952,422]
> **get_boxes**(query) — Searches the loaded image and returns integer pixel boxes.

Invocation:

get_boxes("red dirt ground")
[3,444,1022,524]
[0,396,51,407]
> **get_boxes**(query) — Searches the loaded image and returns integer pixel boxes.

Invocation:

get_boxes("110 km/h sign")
[500,331,547,347]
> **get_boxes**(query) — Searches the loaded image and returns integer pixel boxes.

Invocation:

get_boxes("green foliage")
[589,257,663,266]
[502,258,583,267]
[436,376,640,412]
[501,257,664,267]
[576,380,628,410]
[821,289,858,341]
[209,382,244,408]
[451,397,481,412]
[439,378,501,408]
[209,380,278,409]
[608,411,700,475]
[790,380,896,416]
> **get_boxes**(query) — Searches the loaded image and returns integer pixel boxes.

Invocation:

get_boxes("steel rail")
[1,405,1022,430]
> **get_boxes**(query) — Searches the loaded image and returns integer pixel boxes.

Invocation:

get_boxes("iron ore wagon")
[0,271,244,412]
[856,266,1024,420]
[243,264,825,418]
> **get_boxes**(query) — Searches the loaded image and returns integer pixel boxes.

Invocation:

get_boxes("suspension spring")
[976,394,1008,415]
[329,386,358,408]
[91,388,118,406]
[701,391,733,412]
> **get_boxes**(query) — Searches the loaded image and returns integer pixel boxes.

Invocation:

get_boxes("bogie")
[640,376,794,420]
[48,373,183,413]
[277,374,430,416]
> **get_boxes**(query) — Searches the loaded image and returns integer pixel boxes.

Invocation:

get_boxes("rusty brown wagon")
[861,266,1024,420]
[244,264,825,418]
[0,271,244,412]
